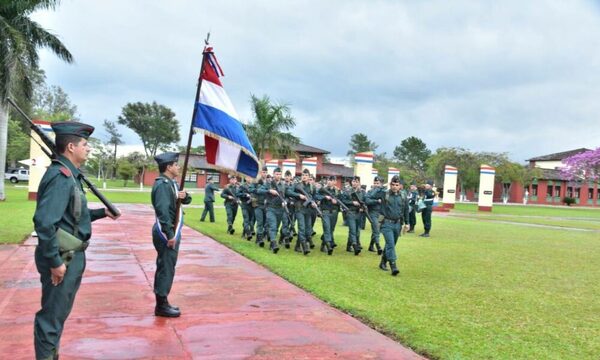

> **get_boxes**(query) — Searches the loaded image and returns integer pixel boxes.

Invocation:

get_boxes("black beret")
[390,175,400,183]
[374,176,383,182]
[154,152,179,166]
[284,170,292,176]
[302,169,311,175]
[273,167,282,173]
[52,121,94,139]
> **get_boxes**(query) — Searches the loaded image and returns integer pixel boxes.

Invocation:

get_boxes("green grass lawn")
[185,207,600,360]
[451,213,600,231]
[0,185,36,244]
[452,202,600,219]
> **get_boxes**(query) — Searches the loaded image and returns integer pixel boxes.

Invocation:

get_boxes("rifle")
[224,185,242,205]
[320,187,350,213]
[351,190,371,224]
[269,180,293,223]
[7,98,120,217]
[295,184,323,218]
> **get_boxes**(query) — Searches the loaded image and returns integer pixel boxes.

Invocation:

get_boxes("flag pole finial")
[205,32,211,46]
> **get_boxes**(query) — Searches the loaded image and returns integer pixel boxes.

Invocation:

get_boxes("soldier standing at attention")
[366,176,384,255]
[152,152,191,318]
[318,176,341,255]
[33,122,120,360]
[407,183,419,233]
[250,166,268,247]
[341,176,365,255]
[200,178,219,222]
[420,180,435,237]
[378,175,410,276]
[221,175,239,234]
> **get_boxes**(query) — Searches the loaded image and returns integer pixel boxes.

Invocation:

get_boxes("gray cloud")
[33,0,600,162]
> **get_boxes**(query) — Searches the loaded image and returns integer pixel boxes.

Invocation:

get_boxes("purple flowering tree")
[561,148,600,182]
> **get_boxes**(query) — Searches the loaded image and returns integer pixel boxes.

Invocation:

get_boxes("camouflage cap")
[154,152,179,166]
[51,121,94,139]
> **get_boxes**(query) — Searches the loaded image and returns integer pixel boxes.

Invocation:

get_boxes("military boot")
[155,295,180,317]
[390,262,399,276]
[284,236,291,249]
[325,241,333,256]
[320,242,327,253]
[375,242,383,255]
[353,242,361,256]
[379,256,388,271]
[294,240,302,253]
[301,241,310,255]
[227,225,235,234]
[368,240,376,252]
[256,235,265,247]
[307,237,316,249]
[270,241,279,254]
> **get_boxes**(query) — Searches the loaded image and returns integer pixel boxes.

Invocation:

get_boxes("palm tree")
[245,94,300,160]
[0,0,73,200]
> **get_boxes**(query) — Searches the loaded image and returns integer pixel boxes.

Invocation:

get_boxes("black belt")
[383,218,402,224]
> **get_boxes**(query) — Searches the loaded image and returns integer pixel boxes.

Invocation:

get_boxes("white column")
[302,157,317,176]
[443,165,458,208]
[354,152,374,184]
[28,121,54,201]
[478,165,496,211]
[266,159,279,175]
[282,159,296,177]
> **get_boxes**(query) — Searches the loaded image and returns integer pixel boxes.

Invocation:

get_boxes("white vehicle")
[5,168,29,183]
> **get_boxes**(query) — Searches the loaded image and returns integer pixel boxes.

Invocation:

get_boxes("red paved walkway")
[0,204,423,359]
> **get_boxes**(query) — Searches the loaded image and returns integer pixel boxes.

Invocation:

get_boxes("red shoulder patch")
[59,167,72,177]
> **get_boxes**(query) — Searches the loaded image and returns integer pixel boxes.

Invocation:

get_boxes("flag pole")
[179,32,211,191]
[175,33,210,227]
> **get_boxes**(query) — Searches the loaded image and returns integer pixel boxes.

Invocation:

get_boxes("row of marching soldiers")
[210,166,434,277]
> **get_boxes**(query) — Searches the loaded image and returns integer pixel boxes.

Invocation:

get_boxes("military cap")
[284,170,292,176]
[373,176,383,182]
[228,174,237,180]
[273,167,282,173]
[51,121,94,139]
[328,175,337,181]
[426,180,434,186]
[154,152,179,166]
[360,184,367,189]
[302,169,311,175]
[390,175,400,183]
[262,166,268,171]
[352,175,361,181]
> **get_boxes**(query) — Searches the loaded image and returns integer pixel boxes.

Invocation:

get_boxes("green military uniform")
[200,182,219,222]
[341,178,366,255]
[281,175,296,245]
[378,176,409,276]
[221,181,239,234]
[250,170,268,246]
[151,152,191,318]
[407,187,418,232]
[366,178,385,254]
[317,178,341,255]
[33,122,108,360]
[421,182,435,237]
[288,173,317,255]
[236,181,254,240]
[260,170,289,253]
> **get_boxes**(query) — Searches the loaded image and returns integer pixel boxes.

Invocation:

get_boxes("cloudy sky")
[32,0,600,163]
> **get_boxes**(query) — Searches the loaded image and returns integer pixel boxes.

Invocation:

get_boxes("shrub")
[563,197,576,206]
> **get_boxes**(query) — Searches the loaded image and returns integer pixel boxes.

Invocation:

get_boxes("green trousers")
[225,202,238,227]
[295,209,312,244]
[369,210,381,245]
[321,210,338,244]
[421,207,432,233]
[346,211,362,247]
[254,206,267,240]
[266,207,284,244]
[201,201,215,222]
[241,204,254,236]
[380,220,401,262]
[34,246,85,360]
[152,225,180,297]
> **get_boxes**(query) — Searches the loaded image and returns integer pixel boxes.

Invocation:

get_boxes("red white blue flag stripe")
[193,47,259,178]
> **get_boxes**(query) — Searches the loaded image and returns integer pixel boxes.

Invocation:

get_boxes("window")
[554,185,561,197]
[206,171,220,183]
[185,172,197,182]
[531,184,538,196]
[566,187,573,198]
[546,185,553,197]
[588,188,594,200]
[575,187,580,198]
